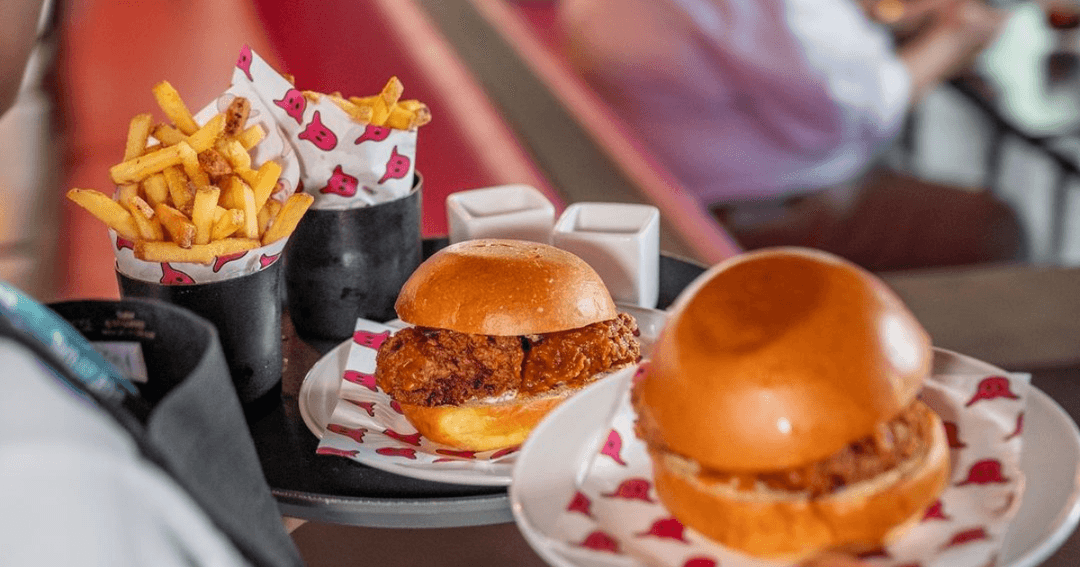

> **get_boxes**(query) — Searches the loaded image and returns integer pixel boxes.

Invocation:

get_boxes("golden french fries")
[68,86,312,266]
[237,124,265,150]
[250,161,282,210]
[124,114,154,161]
[191,186,220,246]
[110,143,188,185]
[156,203,196,248]
[262,192,314,245]
[316,77,430,130]
[134,238,261,265]
[152,81,199,135]
[67,188,141,241]
[211,208,245,241]
[141,173,169,208]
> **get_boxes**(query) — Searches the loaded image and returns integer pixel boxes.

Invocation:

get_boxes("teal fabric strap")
[0,282,139,404]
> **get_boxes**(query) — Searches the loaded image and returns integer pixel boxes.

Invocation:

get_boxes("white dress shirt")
[0,340,250,566]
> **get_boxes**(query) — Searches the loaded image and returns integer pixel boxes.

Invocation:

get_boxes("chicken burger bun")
[376,239,641,452]
[634,247,948,561]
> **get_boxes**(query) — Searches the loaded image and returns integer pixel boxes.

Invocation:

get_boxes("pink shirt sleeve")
[560,0,911,204]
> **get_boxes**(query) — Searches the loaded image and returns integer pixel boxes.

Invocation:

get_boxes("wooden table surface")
[882,262,1080,371]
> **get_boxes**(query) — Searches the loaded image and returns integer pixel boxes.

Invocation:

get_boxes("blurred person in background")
[560,0,1022,272]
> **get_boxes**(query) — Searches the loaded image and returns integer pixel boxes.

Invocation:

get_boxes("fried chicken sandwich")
[633,247,949,560]
[375,239,641,451]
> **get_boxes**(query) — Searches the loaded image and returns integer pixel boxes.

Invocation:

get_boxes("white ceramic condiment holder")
[552,202,660,309]
[446,184,556,244]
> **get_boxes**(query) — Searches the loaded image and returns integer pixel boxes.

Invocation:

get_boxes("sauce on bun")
[634,247,949,560]
[376,239,641,451]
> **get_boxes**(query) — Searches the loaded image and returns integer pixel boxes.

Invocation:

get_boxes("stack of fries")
[306,76,432,130]
[68,81,313,266]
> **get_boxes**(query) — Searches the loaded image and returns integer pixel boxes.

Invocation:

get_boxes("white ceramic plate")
[298,305,670,486]
[510,349,1080,567]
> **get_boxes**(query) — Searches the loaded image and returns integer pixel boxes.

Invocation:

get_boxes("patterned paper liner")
[233,46,417,210]
[549,362,1029,567]
[315,318,519,474]
[111,229,288,285]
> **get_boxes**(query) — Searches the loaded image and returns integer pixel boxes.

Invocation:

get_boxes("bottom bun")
[648,401,950,561]
[399,382,596,452]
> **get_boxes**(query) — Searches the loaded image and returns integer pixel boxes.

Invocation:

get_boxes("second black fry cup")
[284,173,423,344]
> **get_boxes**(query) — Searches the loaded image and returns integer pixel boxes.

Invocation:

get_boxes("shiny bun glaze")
[395,239,617,336]
[638,247,933,472]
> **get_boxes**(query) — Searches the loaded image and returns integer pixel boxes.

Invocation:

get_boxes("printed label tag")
[92,341,149,384]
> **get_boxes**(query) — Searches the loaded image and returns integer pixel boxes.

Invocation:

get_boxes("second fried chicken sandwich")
[375,239,641,451]
[634,247,949,560]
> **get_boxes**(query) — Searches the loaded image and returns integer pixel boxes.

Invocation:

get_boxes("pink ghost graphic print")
[160,263,195,285]
[236,45,254,81]
[298,111,338,151]
[378,146,411,184]
[274,88,307,124]
[319,165,359,197]
[355,123,391,144]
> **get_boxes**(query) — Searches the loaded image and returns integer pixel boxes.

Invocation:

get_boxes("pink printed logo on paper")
[343,370,378,391]
[353,329,390,350]
[636,517,687,542]
[327,423,367,444]
[389,399,404,414]
[355,123,391,144]
[376,447,417,459]
[958,459,1010,485]
[383,429,422,446]
[580,531,620,553]
[236,45,254,81]
[274,88,307,124]
[347,399,376,417]
[436,449,478,459]
[490,445,519,459]
[966,376,1020,406]
[944,421,967,449]
[319,165,359,197]
[213,251,248,273]
[378,146,410,184]
[316,447,359,458]
[923,499,950,521]
[116,236,134,251]
[941,527,990,550]
[682,558,718,567]
[298,111,338,151]
[259,253,280,268]
[602,478,653,502]
[567,491,593,517]
[160,263,195,285]
[600,429,628,466]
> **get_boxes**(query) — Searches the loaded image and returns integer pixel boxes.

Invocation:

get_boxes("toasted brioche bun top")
[638,247,932,472]
[395,239,617,336]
